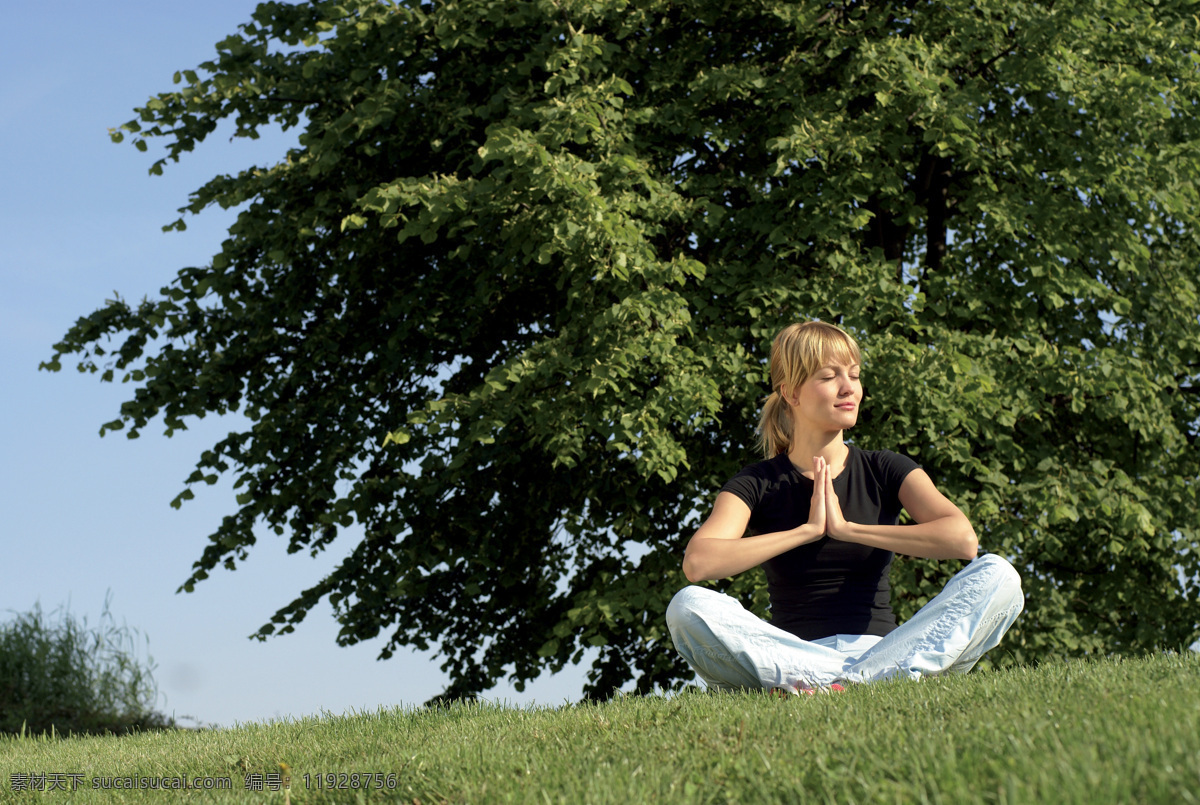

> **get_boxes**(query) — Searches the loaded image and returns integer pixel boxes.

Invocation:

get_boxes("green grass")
[2,653,1198,804]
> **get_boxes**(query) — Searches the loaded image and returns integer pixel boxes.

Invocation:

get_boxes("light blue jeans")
[666,554,1024,692]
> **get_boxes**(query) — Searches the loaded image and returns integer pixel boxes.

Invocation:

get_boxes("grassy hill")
[2,653,1197,803]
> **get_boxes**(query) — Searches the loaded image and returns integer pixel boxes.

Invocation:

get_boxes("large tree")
[45,0,1200,699]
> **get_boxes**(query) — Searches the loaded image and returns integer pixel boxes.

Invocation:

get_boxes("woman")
[667,321,1023,694]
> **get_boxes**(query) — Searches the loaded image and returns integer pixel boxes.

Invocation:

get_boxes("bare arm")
[825,468,978,560]
[681,491,825,583]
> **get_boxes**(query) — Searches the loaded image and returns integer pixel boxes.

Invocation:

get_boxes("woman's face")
[788,361,862,433]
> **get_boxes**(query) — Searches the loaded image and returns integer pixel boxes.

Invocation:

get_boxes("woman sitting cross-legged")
[667,321,1024,695]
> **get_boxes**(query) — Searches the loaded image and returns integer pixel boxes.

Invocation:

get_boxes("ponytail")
[757,390,793,458]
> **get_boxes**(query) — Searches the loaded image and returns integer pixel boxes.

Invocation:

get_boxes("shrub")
[0,597,174,736]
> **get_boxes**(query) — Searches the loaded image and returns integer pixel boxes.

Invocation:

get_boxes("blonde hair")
[757,321,862,458]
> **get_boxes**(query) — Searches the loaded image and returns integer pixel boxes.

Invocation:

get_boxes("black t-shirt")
[720,445,920,640]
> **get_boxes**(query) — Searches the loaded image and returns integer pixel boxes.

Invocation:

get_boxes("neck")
[786,431,849,476]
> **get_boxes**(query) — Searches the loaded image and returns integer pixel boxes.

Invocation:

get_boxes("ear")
[780,383,801,408]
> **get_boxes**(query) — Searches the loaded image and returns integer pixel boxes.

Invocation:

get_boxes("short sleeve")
[720,466,767,512]
[874,449,921,495]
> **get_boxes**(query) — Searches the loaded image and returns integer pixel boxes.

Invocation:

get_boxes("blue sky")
[1,0,592,727]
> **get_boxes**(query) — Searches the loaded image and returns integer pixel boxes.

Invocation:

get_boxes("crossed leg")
[666,554,1024,692]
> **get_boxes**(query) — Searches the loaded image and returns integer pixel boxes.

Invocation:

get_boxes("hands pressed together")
[806,455,851,540]
[683,447,976,583]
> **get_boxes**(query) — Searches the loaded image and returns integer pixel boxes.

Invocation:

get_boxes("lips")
[835,403,857,411]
